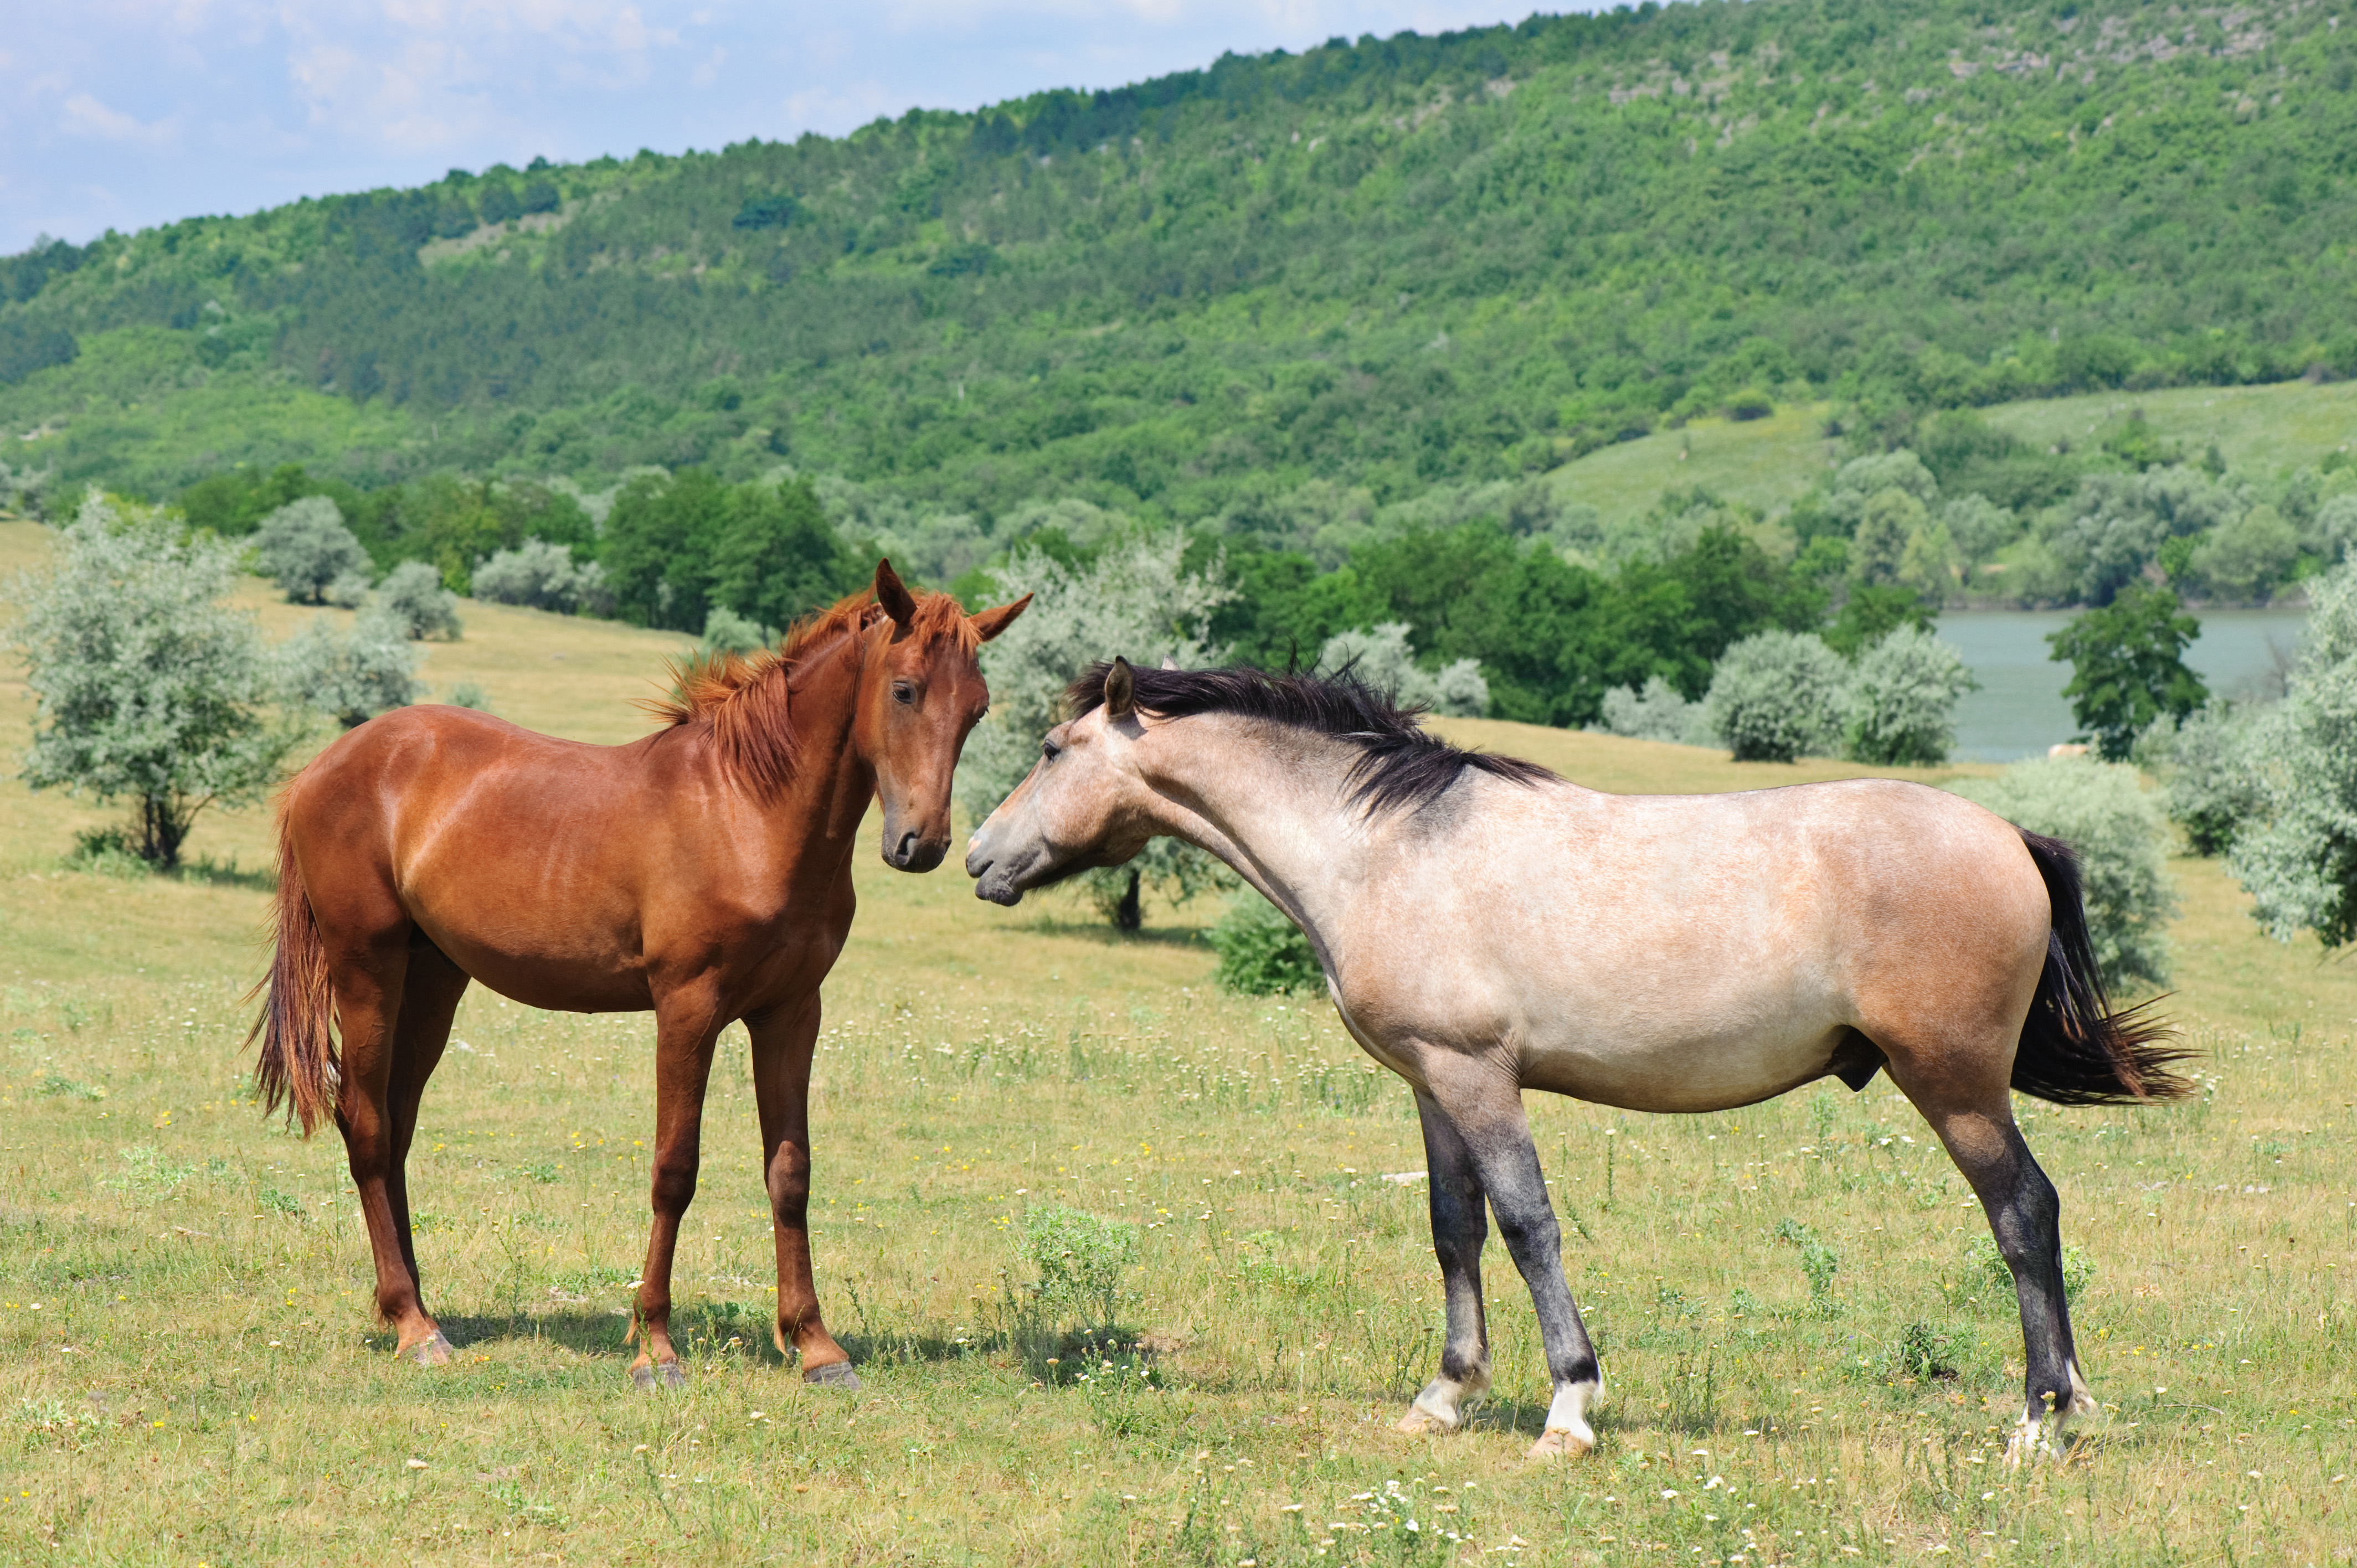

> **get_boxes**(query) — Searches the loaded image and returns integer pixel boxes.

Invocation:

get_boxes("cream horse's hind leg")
[1897,1075,2097,1464]
[1405,1071,1603,1459]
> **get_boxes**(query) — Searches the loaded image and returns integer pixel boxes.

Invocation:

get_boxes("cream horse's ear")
[1104,656,1137,719]
[1160,655,1179,670]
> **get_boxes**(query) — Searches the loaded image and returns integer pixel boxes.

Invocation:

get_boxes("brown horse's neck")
[716,625,877,895]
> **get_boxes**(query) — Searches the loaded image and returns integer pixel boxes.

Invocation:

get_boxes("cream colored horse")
[966,659,2184,1462]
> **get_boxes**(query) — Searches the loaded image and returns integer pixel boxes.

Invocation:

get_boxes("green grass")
[3,530,2354,1563]
[1979,380,2357,479]
[1548,404,1847,529]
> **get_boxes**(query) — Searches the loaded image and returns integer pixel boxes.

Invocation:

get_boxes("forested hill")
[3,0,2354,521]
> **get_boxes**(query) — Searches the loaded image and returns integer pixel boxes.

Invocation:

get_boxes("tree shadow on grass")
[1014,915,1210,949]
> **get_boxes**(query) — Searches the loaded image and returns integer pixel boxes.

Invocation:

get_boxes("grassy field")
[1546,379,2357,531]
[3,524,2355,1566]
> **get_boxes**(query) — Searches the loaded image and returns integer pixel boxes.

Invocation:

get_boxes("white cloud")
[61,92,182,145]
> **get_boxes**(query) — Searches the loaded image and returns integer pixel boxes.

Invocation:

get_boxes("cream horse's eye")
[1041,737,1062,761]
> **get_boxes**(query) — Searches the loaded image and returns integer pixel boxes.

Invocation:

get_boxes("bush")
[445,681,491,711]
[1597,675,1695,742]
[1019,1205,1138,1330]
[9,491,298,868]
[472,538,610,614]
[277,607,424,729]
[1950,756,2175,988]
[374,560,462,640]
[1701,630,1847,762]
[1841,624,1976,765]
[698,605,773,654]
[1316,622,1488,717]
[2231,559,2357,946]
[251,496,370,604]
[1208,894,1322,996]
[2136,704,2265,855]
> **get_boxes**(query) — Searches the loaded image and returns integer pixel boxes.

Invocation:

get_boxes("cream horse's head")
[966,656,1160,905]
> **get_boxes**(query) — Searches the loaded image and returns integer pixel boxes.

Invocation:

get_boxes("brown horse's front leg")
[748,998,856,1385]
[631,998,723,1391]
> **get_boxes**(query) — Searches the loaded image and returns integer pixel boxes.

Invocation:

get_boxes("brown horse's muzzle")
[880,807,950,873]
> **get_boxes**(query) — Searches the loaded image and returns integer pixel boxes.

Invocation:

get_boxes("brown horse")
[249,561,1027,1389]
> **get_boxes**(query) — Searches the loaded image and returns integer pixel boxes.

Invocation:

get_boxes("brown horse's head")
[856,559,1029,873]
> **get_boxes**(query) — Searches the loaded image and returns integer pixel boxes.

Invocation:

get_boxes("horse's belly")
[1516,1019,1851,1113]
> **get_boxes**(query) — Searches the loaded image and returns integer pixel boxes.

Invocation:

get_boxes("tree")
[277,606,424,729]
[1952,757,2175,988]
[251,496,370,604]
[375,560,463,640]
[1597,676,1696,742]
[9,492,299,869]
[955,532,1234,930]
[1700,630,1848,763]
[2047,582,2206,761]
[707,477,863,631]
[2134,704,2266,857]
[2231,559,2357,946]
[1841,625,1977,766]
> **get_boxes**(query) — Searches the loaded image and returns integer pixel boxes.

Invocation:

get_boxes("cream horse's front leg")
[1402,1067,1602,1459]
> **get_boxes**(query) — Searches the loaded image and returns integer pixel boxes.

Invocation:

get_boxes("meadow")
[2,521,2354,1565]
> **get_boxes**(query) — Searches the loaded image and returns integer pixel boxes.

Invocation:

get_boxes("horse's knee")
[766,1143,811,1213]
[650,1159,698,1214]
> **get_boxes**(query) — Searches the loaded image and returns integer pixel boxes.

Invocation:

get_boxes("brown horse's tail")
[244,823,339,1137]
[2010,828,2193,1105]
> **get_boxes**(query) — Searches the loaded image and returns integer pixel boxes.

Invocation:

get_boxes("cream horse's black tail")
[2011,829,2192,1106]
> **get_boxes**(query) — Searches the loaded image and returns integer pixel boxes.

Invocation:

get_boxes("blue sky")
[1,2,1568,255]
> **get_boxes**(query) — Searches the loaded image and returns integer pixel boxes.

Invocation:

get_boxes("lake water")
[1935,608,2310,762]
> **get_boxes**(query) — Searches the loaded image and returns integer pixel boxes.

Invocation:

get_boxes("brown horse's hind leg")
[1885,1062,2094,1464]
[629,994,724,1391]
[748,997,855,1386]
[382,941,467,1323]
[327,933,451,1364]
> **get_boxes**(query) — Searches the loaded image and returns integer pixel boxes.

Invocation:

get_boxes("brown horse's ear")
[1103,656,1136,720]
[969,593,1032,643]
[873,559,919,629]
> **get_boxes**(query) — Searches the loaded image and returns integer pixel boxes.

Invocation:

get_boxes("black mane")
[1064,662,1557,816]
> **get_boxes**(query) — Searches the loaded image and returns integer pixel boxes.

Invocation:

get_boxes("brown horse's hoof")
[402,1330,455,1367]
[802,1360,860,1389]
[630,1359,687,1392]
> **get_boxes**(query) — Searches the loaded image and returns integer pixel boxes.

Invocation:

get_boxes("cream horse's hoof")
[1526,1426,1596,1460]
[1396,1406,1455,1436]
[400,1329,454,1366]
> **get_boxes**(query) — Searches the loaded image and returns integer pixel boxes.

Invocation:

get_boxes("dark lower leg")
[1403,1091,1491,1430]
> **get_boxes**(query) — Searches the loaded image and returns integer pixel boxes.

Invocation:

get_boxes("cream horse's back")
[1338,775,2050,1115]
[967,660,2186,1464]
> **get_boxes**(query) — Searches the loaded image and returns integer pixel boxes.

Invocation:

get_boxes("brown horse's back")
[281,705,744,1014]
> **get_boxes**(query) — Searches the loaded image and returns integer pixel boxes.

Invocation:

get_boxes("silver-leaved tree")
[954,531,1235,930]
[11,491,301,869]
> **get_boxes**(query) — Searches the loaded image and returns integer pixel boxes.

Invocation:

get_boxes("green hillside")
[4,0,2355,524]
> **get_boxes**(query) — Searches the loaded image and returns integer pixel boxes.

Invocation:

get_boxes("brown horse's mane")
[644,587,979,797]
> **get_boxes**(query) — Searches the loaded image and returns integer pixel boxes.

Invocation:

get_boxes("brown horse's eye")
[892,682,916,706]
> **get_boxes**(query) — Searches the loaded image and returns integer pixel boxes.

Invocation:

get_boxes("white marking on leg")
[1528,1379,1600,1459]
[1399,1364,1489,1435]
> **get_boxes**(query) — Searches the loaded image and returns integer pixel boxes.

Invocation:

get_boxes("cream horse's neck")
[1125,715,1374,972]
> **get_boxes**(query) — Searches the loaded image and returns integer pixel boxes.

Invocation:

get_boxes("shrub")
[2136,704,2265,855]
[698,605,773,654]
[2231,559,2357,946]
[251,496,370,605]
[1019,1205,1138,1329]
[1598,675,1694,742]
[1208,894,1322,996]
[1951,756,2175,987]
[374,560,462,640]
[1702,630,1847,762]
[472,538,609,614]
[445,681,491,711]
[277,607,424,729]
[1841,624,1977,765]
[1318,622,1488,717]
[9,490,297,868]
